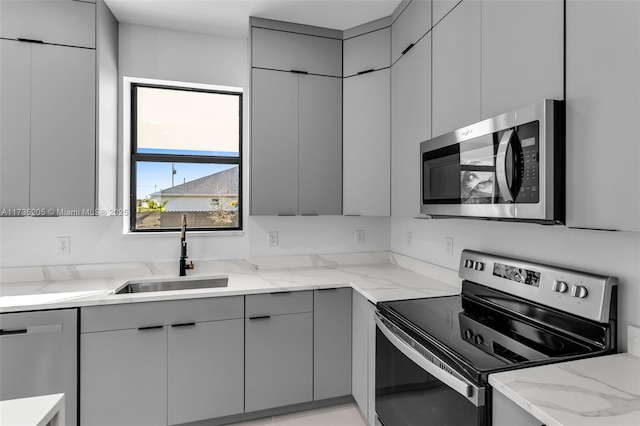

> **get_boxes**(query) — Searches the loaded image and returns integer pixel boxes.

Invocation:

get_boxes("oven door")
[375,312,487,426]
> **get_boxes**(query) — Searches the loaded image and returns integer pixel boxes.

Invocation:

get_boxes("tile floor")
[224,403,368,426]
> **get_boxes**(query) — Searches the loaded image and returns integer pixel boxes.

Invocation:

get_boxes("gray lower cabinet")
[0,309,78,426]
[492,389,544,426]
[245,292,313,412]
[352,291,376,425]
[80,297,244,426]
[81,326,167,426]
[313,288,352,400]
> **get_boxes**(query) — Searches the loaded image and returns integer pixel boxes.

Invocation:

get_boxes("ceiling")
[104,0,403,38]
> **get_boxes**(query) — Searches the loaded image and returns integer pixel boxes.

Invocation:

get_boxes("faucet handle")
[188,261,195,270]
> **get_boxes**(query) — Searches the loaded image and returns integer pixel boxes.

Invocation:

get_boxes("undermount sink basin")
[114,277,228,294]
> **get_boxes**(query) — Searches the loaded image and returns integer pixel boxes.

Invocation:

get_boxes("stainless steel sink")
[114,277,228,294]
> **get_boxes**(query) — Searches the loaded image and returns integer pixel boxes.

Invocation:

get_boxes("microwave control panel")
[515,121,539,203]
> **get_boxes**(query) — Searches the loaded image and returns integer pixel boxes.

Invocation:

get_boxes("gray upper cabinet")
[251,69,299,216]
[565,0,640,232]
[344,27,391,77]
[432,0,481,137]
[481,0,564,119]
[251,23,342,216]
[245,292,313,412]
[0,0,95,49]
[0,40,96,213]
[343,69,391,216]
[313,288,352,400]
[391,33,431,218]
[251,27,342,77]
[433,0,462,26]
[391,0,432,64]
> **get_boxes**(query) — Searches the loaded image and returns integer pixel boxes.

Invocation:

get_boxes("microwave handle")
[496,129,516,202]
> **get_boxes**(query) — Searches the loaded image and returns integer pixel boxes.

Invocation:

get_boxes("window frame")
[129,82,243,233]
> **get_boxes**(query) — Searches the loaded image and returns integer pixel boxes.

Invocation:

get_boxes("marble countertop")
[0,393,65,426]
[0,252,462,313]
[489,325,640,426]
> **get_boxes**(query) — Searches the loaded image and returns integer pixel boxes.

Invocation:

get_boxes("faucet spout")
[179,214,194,276]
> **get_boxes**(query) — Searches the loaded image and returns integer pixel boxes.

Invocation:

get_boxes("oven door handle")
[374,312,484,406]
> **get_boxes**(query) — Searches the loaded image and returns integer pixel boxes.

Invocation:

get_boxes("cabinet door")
[433,0,462,26]
[0,0,95,49]
[313,288,352,400]
[391,0,431,64]
[0,40,31,211]
[168,319,244,425]
[344,27,391,77]
[30,43,95,211]
[343,69,391,216]
[0,309,78,426]
[391,34,431,218]
[298,75,343,215]
[481,0,563,119]
[566,0,640,232]
[245,312,313,412]
[252,28,342,77]
[432,0,481,137]
[352,291,376,424]
[251,68,299,215]
[493,390,544,426]
[81,327,167,426]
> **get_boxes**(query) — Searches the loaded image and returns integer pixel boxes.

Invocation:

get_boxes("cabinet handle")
[344,214,361,217]
[357,69,375,75]
[301,213,319,216]
[0,329,28,336]
[138,325,163,331]
[17,37,44,44]
[317,288,338,292]
[249,315,271,320]
[270,291,291,295]
[290,69,309,74]
[277,214,296,217]
[401,43,415,55]
[171,322,196,328]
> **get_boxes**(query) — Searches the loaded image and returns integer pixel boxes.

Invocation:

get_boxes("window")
[130,83,242,232]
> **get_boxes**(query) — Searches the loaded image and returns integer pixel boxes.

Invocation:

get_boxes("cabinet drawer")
[344,27,390,77]
[391,0,432,64]
[252,28,342,77]
[81,296,244,333]
[245,291,313,317]
[0,0,96,49]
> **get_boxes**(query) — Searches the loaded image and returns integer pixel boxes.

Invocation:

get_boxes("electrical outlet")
[267,231,278,247]
[406,232,413,247]
[57,236,70,254]
[355,230,365,245]
[445,237,453,256]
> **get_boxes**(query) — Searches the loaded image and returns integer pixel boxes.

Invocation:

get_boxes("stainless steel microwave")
[420,99,564,224]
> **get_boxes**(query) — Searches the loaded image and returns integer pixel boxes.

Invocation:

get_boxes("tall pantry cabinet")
[0,0,96,213]
[250,20,343,216]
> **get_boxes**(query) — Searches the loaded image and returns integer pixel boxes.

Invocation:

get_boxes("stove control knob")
[474,335,484,345]
[552,280,569,293]
[463,329,473,340]
[474,262,484,271]
[465,259,475,269]
[571,285,589,299]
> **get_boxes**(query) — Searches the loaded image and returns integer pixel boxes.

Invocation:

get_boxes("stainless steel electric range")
[375,249,618,426]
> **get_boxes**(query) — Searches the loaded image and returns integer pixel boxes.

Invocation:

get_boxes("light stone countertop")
[0,252,462,313]
[0,393,65,426]
[489,325,640,426]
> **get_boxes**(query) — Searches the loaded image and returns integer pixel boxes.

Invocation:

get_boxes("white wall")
[390,217,640,351]
[0,23,391,269]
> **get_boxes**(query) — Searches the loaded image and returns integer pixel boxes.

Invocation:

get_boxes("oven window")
[376,327,485,426]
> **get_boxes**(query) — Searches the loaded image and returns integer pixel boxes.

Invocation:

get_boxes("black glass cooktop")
[378,282,608,382]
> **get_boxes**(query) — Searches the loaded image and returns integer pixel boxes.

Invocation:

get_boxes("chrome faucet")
[179,214,194,276]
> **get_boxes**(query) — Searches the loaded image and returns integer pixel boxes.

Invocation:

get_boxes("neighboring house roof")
[151,166,238,197]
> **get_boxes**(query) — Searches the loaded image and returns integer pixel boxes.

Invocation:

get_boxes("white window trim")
[121,76,244,235]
